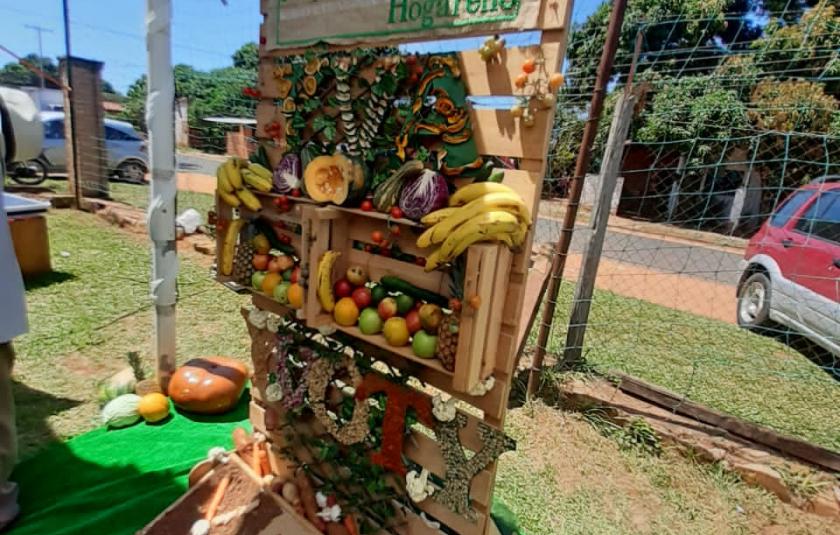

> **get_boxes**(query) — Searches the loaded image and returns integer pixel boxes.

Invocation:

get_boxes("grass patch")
[13,209,246,456]
[529,282,840,452]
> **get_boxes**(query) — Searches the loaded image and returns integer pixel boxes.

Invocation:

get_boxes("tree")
[232,42,259,70]
[0,54,60,88]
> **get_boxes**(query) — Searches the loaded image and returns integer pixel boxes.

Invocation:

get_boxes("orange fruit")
[549,72,564,91]
[514,73,528,89]
[287,283,304,309]
[522,58,536,74]
[383,317,410,347]
[334,297,360,326]
[261,272,283,294]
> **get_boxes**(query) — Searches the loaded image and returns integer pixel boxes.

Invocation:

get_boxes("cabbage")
[398,170,449,220]
[273,153,301,193]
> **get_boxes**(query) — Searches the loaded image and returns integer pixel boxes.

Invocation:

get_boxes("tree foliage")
[0,55,60,89]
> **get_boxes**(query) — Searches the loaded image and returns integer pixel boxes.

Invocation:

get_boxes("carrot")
[251,444,262,476]
[295,470,326,532]
[343,514,359,535]
[205,475,231,520]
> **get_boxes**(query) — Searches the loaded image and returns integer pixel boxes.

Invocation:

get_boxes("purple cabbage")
[398,169,449,220]
[273,153,301,194]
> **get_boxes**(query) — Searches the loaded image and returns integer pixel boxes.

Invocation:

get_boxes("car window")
[105,126,141,141]
[769,190,813,227]
[43,119,64,140]
[794,191,840,244]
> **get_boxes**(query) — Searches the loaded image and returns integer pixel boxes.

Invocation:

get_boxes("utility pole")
[61,0,82,208]
[24,23,53,108]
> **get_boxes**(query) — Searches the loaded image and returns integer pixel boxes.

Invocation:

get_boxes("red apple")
[351,287,372,309]
[267,256,284,273]
[405,309,422,334]
[290,266,301,284]
[252,254,270,271]
[377,297,398,321]
[334,278,353,299]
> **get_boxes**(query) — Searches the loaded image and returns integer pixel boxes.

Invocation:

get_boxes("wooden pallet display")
[217,1,574,534]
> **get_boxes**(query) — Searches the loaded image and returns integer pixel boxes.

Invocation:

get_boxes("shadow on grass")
[11,381,80,457]
[23,270,76,291]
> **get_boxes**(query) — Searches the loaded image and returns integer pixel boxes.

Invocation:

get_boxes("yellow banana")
[217,165,234,193]
[236,187,262,211]
[317,250,341,312]
[448,182,517,207]
[248,162,273,181]
[220,218,246,276]
[511,221,528,246]
[416,193,531,248]
[218,189,241,208]
[425,213,519,271]
[420,207,460,226]
[224,158,243,189]
[241,169,272,192]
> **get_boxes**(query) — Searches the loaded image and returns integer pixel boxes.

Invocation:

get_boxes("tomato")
[390,225,401,237]
[514,73,529,89]
[522,58,536,74]
[414,256,426,267]
[272,197,285,208]
[291,188,302,198]
[371,230,384,244]
[549,72,564,91]
[360,199,374,212]
[448,298,462,313]
[390,206,403,219]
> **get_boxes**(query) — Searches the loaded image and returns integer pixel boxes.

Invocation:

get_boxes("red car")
[737,176,840,355]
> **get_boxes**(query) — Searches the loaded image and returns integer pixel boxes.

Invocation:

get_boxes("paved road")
[175,151,745,287]
[533,218,744,287]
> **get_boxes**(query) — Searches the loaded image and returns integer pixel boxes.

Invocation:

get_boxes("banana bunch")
[216,158,268,212]
[418,182,531,272]
[316,250,341,312]
[219,218,246,276]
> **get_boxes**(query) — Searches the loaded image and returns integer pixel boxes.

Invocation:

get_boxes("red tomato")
[414,257,426,267]
[389,206,403,219]
[272,197,285,208]
[522,58,536,74]
[360,199,374,212]
[291,188,302,198]
[390,225,401,237]
[371,230,384,244]
[514,73,529,89]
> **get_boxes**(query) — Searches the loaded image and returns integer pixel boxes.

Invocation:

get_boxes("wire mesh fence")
[529,0,840,453]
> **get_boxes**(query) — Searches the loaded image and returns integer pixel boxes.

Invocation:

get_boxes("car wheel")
[737,272,772,330]
[116,161,147,184]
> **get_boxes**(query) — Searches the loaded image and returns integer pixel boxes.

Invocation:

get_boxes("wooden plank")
[538,0,573,31]
[304,211,331,328]
[346,248,448,297]
[492,331,517,376]
[501,169,540,221]
[471,107,552,159]
[459,44,562,97]
[255,100,284,140]
[616,374,840,473]
[452,246,484,393]
[481,247,512,378]
[258,58,281,99]
[347,213,428,257]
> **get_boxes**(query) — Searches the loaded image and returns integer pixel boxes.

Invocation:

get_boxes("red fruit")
[278,195,290,205]
[334,278,353,299]
[278,234,292,245]
[408,73,419,85]
[390,206,403,219]
[290,266,301,284]
[414,257,426,267]
[291,188,302,198]
[405,309,422,335]
[522,58,536,74]
[380,247,392,257]
[275,220,286,230]
[406,55,417,66]
[449,298,462,313]
[413,65,424,76]
[351,287,372,309]
[378,297,398,321]
[360,199,374,212]
[252,254,270,271]
[390,225,401,237]
[364,244,374,253]
[267,256,284,273]
[371,230,384,244]
[272,197,285,208]
[514,73,528,89]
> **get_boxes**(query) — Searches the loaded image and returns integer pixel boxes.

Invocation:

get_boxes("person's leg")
[0,342,18,530]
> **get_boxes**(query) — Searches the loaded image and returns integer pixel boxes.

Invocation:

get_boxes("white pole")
[145,0,178,393]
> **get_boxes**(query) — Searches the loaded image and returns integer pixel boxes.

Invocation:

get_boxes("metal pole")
[146,0,178,393]
[525,0,629,398]
[24,24,53,109]
[61,0,82,208]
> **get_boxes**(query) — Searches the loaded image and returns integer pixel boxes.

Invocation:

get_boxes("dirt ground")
[497,401,837,535]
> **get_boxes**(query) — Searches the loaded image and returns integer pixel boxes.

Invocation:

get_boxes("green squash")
[101,394,142,429]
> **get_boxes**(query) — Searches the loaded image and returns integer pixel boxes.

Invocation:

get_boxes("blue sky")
[0,0,601,94]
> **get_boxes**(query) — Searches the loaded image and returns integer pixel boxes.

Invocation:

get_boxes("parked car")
[33,111,148,183]
[737,176,840,355]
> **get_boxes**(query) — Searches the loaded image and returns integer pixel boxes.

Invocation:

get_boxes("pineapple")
[436,259,465,371]
[233,241,255,286]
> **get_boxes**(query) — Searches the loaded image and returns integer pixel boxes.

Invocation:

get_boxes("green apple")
[251,271,267,290]
[274,282,291,304]
[282,268,293,282]
[411,330,437,359]
[358,307,383,335]
[395,293,415,315]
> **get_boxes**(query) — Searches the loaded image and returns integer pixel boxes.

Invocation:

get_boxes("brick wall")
[61,57,107,198]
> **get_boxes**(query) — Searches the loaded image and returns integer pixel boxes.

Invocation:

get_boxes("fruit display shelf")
[332,323,453,376]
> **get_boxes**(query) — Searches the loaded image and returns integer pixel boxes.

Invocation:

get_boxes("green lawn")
[530,283,840,452]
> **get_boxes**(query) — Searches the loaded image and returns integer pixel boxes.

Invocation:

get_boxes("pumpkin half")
[303,155,351,204]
